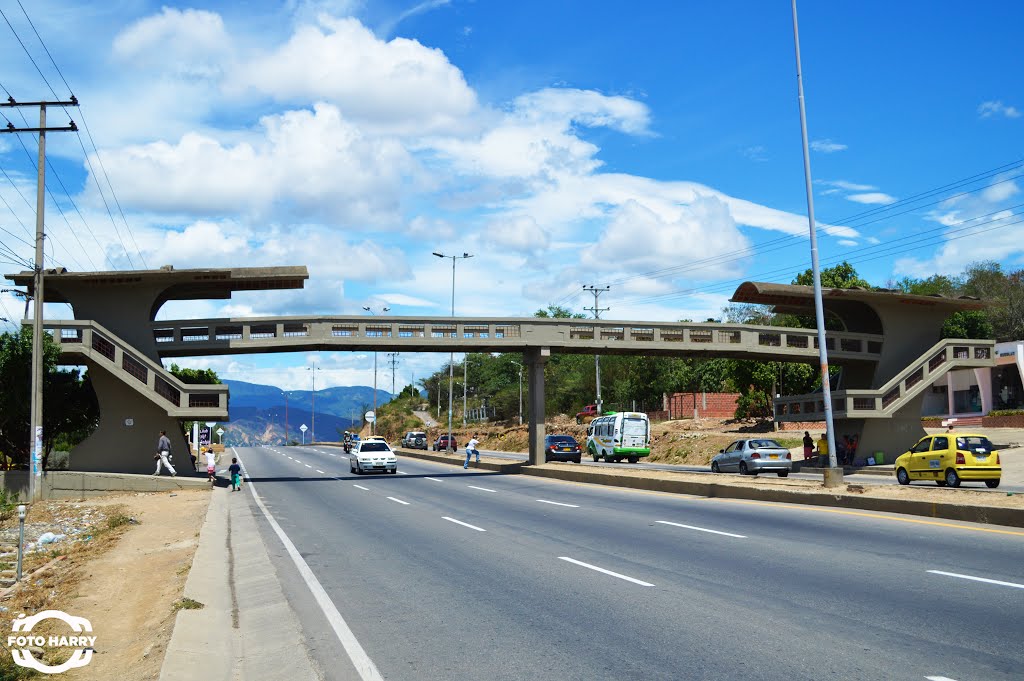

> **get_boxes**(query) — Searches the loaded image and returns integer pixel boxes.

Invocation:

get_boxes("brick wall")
[982,414,1024,428]
[667,392,740,419]
[778,421,826,431]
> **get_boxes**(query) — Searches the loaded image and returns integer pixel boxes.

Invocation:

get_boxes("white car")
[350,439,398,475]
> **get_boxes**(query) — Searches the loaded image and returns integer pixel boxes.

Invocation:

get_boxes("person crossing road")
[464,435,480,469]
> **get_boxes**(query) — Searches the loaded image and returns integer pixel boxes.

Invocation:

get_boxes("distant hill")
[220,380,393,445]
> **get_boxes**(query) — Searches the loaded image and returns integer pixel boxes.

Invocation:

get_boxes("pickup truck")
[576,404,600,424]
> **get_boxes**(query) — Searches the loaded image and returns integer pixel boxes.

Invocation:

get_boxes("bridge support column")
[526,347,549,466]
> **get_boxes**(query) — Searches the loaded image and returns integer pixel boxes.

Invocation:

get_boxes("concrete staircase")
[775,338,996,421]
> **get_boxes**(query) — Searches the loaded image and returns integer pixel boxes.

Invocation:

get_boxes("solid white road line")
[467,485,497,493]
[425,477,444,482]
[235,450,384,681]
[316,469,325,474]
[536,499,580,508]
[387,497,410,505]
[558,557,654,587]
[656,520,747,539]
[442,517,487,532]
[353,484,370,491]
[927,569,1024,590]
[397,471,408,475]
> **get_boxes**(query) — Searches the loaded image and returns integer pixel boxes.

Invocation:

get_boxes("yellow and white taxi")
[894,432,1001,488]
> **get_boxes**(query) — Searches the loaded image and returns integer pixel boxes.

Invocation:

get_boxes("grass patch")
[172,597,205,612]
[105,512,136,530]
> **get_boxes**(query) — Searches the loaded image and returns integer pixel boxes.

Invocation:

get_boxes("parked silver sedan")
[711,439,792,477]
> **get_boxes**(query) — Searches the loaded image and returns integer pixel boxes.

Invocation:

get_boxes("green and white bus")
[586,411,651,463]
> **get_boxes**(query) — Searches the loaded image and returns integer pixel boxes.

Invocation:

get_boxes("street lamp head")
[382,307,391,313]
[362,306,371,311]
[463,253,472,259]
[432,252,444,258]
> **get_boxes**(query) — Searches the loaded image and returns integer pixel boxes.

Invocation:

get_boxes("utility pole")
[583,285,610,415]
[307,366,318,444]
[386,352,399,396]
[1,96,78,501]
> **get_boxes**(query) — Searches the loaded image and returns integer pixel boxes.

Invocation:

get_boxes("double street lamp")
[433,252,472,451]
[306,366,318,443]
[363,306,390,435]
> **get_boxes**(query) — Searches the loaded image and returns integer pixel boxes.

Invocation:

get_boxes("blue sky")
[0,0,1021,392]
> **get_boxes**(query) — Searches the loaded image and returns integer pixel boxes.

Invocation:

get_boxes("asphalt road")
[237,444,1024,681]
[457,447,1024,493]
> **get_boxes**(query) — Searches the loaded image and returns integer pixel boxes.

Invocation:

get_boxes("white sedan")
[350,439,398,475]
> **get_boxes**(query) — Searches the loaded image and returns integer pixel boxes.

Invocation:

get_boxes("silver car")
[711,439,792,477]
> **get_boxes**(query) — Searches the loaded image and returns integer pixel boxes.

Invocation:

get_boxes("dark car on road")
[545,434,582,463]
[433,434,458,451]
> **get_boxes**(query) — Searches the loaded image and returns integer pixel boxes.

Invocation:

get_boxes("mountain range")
[217,380,393,446]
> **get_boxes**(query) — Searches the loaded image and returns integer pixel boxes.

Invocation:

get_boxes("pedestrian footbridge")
[7,266,992,472]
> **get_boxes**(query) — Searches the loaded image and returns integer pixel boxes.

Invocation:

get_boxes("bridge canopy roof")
[731,281,986,314]
[5,265,308,303]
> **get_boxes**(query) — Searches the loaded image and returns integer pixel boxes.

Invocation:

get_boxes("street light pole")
[363,306,390,435]
[791,0,840,483]
[433,252,473,451]
[511,360,523,426]
[282,391,289,445]
[307,366,318,444]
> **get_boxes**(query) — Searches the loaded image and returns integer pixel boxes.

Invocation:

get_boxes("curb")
[394,447,523,473]
[395,447,1024,529]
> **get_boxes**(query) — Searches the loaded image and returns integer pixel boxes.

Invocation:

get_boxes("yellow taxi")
[894,432,1001,488]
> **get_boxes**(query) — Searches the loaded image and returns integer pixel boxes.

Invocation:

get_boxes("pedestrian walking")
[205,448,217,482]
[154,430,177,477]
[802,431,813,460]
[464,435,480,469]
[228,458,242,491]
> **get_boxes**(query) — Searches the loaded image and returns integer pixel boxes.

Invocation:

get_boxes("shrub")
[987,409,1024,417]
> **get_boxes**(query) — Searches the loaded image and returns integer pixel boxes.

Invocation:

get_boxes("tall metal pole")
[308,366,317,444]
[433,252,472,450]
[373,352,378,435]
[791,0,840,478]
[283,392,289,445]
[463,356,468,427]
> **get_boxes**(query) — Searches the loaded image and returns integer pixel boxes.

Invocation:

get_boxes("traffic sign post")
[300,423,308,445]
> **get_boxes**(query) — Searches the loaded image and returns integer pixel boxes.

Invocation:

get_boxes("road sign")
[300,424,308,432]
[365,411,376,423]
[216,428,224,436]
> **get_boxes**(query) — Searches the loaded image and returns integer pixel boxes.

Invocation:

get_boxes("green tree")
[0,330,99,468]
[792,260,871,289]
[534,305,587,319]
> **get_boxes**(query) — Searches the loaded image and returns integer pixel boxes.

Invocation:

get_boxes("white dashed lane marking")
[536,500,579,508]
[387,497,410,505]
[425,477,444,482]
[927,570,1024,590]
[558,557,654,587]
[353,485,369,491]
[316,469,325,474]
[442,517,486,532]
[656,520,746,539]
[467,485,496,493]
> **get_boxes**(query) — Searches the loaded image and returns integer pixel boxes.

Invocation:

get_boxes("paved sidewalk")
[160,483,321,681]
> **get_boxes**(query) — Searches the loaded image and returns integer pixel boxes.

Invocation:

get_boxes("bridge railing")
[148,316,884,360]
[774,338,995,421]
[43,319,228,419]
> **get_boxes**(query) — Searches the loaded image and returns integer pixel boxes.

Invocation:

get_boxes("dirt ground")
[0,490,209,680]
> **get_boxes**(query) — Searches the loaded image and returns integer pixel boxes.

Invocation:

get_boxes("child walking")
[228,457,242,491]
[205,448,217,482]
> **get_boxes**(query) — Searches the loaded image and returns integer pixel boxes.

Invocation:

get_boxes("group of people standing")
[802,431,859,466]
[154,430,243,490]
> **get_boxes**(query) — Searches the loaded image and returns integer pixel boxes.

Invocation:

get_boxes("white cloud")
[90,104,413,224]
[846,192,897,205]
[982,178,1019,203]
[978,100,1021,119]
[230,15,478,134]
[113,8,231,78]
[810,139,847,153]
[817,179,876,192]
[838,239,858,247]
[485,216,551,255]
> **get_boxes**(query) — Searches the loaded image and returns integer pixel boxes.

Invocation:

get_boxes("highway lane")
[456,447,1024,493]
[238,445,1024,681]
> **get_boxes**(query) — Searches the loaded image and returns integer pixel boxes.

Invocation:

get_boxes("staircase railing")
[774,338,995,421]
[42,319,228,419]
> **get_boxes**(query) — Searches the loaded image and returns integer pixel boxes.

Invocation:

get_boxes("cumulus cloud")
[810,139,847,153]
[978,100,1021,119]
[229,16,477,134]
[90,104,413,224]
[113,8,231,78]
[484,216,551,255]
[846,192,897,205]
